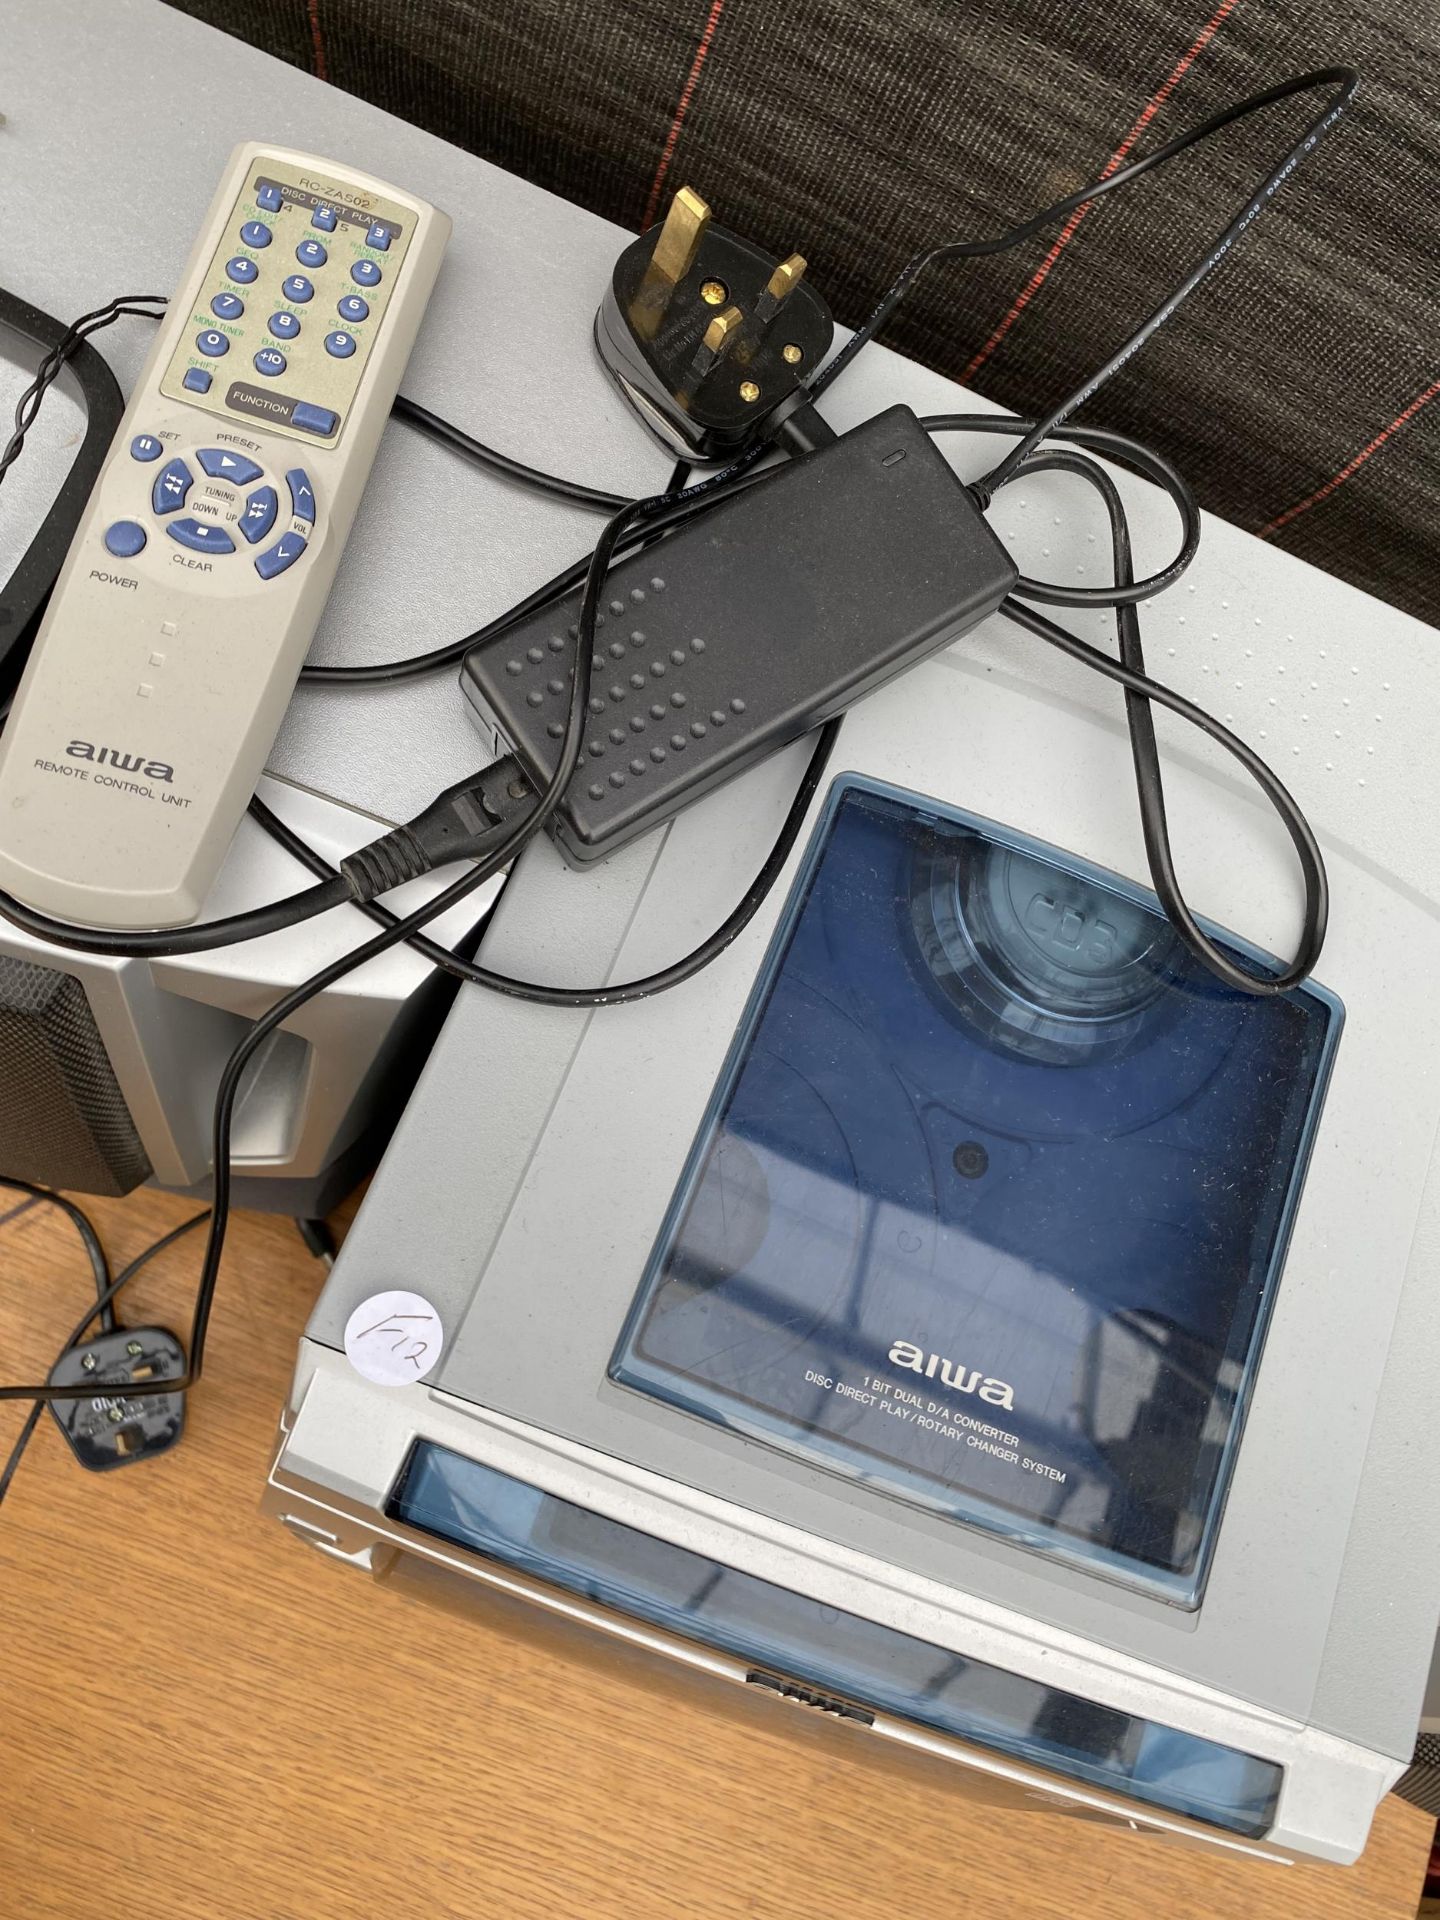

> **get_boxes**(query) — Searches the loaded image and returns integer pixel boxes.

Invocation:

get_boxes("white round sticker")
[344,1290,445,1385]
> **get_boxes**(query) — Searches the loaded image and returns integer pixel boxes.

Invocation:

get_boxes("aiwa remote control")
[0,143,450,929]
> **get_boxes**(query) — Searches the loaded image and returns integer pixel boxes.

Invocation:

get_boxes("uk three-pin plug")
[595,186,834,463]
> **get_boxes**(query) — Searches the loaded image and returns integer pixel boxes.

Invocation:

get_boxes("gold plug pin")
[687,304,745,383]
[754,253,806,325]
[651,186,711,283]
[631,186,712,340]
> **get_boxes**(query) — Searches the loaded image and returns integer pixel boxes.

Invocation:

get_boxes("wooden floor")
[0,1181,1430,1920]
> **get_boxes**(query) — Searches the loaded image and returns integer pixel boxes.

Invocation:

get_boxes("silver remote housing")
[0,142,450,929]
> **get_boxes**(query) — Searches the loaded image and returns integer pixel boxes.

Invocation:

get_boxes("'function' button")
[337,294,369,323]
[211,291,244,321]
[253,347,287,378]
[197,448,264,484]
[239,221,272,249]
[291,401,338,436]
[130,434,163,462]
[324,331,356,359]
[196,330,230,357]
[167,517,236,555]
[366,224,392,251]
[268,310,301,340]
[152,458,194,514]
[295,238,327,269]
[281,274,314,303]
[311,204,338,231]
[255,182,283,213]
[225,255,258,284]
[105,520,147,558]
[350,258,382,288]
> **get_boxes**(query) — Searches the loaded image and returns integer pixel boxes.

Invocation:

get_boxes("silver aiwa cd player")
[265,452,1440,1867]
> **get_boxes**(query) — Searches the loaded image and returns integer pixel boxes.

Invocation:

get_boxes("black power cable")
[807,66,1358,491]
[0,1178,114,1332]
[995,448,1325,995]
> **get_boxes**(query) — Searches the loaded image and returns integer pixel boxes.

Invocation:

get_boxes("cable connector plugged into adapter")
[596,186,834,463]
[462,406,1016,867]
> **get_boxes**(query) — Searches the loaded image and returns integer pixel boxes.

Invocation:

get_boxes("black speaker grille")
[0,956,151,1196]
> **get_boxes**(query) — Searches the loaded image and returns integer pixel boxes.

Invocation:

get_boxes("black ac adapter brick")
[462,407,1016,866]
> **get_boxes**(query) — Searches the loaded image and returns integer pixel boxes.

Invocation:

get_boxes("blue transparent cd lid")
[613,778,1341,1606]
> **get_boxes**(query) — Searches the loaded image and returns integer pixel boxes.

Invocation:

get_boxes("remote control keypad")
[159,157,413,445]
[114,434,319,582]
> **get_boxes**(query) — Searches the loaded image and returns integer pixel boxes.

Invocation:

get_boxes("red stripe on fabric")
[642,0,727,231]
[960,0,1240,384]
[306,0,329,83]
[1255,379,1440,538]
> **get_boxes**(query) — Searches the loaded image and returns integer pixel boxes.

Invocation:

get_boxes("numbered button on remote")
[286,469,317,525]
[152,458,194,514]
[196,330,230,358]
[268,311,301,340]
[296,238,327,269]
[366,224,392,252]
[311,204,338,231]
[254,347,288,378]
[238,486,279,545]
[167,517,235,555]
[240,220,272,248]
[282,274,314,304]
[350,259,382,288]
[130,434,163,462]
[104,520,147,558]
[337,294,369,323]
[211,291,245,321]
[256,182,283,213]
[226,255,258,283]
[197,448,264,485]
[255,530,307,579]
[324,331,356,359]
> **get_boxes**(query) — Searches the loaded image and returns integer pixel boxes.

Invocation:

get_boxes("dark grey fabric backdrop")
[166,0,1438,626]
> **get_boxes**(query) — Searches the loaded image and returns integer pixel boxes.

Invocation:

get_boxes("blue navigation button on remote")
[256,182,283,213]
[211,291,245,321]
[240,220,272,249]
[350,258,382,287]
[254,347,287,378]
[167,517,236,555]
[366,224,392,252]
[152,458,194,514]
[296,238,327,269]
[324,330,356,359]
[239,486,279,545]
[196,329,230,357]
[281,274,314,304]
[268,310,301,340]
[311,204,338,231]
[130,434,163,462]
[182,367,213,394]
[255,531,307,579]
[286,469,317,524]
[291,401,338,436]
[104,520,147,558]
[225,255,258,284]
[197,448,264,484]
[337,294,369,323]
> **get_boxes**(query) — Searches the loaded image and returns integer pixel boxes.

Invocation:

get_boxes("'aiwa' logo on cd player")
[888,1338,1015,1412]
